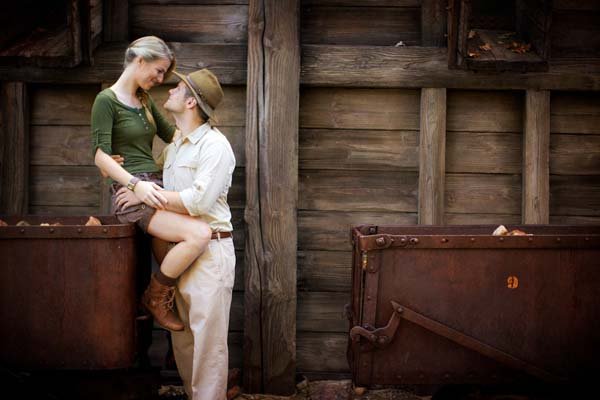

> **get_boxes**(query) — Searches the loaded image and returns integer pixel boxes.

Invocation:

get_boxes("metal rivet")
[20,228,25,233]
[470,237,475,242]
[102,228,108,233]
[528,237,533,242]
[499,237,504,242]
[585,237,590,241]
[49,228,54,233]
[368,227,376,234]
[441,238,448,243]
[376,237,385,246]
[410,237,419,244]
[77,228,82,233]
[556,237,561,242]
[367,296,371,301]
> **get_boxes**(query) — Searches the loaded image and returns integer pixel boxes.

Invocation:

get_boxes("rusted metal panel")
[0,216,139,370]
[349,225,600,386]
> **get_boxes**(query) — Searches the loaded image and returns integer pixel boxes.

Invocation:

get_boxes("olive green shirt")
[91,88,175,174]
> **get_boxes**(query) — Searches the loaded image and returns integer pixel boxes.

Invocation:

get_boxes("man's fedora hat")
[172,69,223,117]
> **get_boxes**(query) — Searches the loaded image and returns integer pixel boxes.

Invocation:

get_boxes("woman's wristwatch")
[127,177,140,191]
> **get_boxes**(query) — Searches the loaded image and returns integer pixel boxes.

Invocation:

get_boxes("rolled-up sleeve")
[90,94,114,156]
[179,140,235,216]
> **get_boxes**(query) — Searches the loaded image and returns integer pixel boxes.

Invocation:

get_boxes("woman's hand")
[115,186,142,211]
[133,180,168,209]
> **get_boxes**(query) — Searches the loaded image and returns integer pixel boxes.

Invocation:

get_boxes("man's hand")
[115,186,142,211]
[133,181,168,210]
[100,154,125,178]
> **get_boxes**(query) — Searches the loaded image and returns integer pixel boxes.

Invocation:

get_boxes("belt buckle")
[215,231,221,241]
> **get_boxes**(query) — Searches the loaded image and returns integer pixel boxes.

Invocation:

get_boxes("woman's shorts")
[111,172,162,234]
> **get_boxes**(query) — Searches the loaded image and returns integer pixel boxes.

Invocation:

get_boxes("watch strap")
[127,177,140,191]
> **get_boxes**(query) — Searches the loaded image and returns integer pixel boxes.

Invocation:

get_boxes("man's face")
[163,81,190,113]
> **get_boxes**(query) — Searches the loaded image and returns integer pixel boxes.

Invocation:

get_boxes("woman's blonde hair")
[124,36,175,125]
[124,36,176,77]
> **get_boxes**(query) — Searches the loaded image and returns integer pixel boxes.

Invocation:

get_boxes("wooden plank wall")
[552,0,600,59]
[549,92,600,224]
[297,87,420,377]
[29,84,102,216]
[302,0,421,46]
[445,90,523,225]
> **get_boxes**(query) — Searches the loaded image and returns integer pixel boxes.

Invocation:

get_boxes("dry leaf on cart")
[0,219,8,226]
[492,225,509,236]
[85,216,102,226]
[479,43,492,51]
[468,51,480,58]
[468,30,477,39]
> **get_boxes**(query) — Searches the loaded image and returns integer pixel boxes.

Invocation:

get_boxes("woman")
[91,36,211,332]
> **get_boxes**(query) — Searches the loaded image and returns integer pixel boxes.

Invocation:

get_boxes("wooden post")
[418,88,446,225]
[522,90,550,224]
[422,0,447,47]
[0,82,29,215]
[103,0,128,42]
[244,0,299,395]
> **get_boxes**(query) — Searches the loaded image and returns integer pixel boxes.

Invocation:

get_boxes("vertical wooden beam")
[422,0,448,47]
[244,0,299,395]
[522,90,550,224]
[103,0,128,42]
[418,88,446,225]
[0,82,29,215]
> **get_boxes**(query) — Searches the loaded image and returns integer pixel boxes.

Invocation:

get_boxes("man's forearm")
[161,191,190,215]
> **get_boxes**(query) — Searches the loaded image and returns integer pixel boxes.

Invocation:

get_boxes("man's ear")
[185,97,197,110]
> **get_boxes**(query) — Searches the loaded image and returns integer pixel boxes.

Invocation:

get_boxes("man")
[118,68,236,399]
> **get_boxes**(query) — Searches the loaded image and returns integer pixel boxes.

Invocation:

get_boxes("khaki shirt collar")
[182,122,211,145]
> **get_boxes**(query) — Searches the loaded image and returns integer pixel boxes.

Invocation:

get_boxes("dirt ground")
[160,379,428,400]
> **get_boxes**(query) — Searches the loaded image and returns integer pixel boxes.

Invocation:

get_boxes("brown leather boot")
[141,275,184,331]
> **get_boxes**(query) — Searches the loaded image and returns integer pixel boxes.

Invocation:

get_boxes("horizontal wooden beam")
[4,43,600,91]
[0,42,247,85]
[301,45,600,90]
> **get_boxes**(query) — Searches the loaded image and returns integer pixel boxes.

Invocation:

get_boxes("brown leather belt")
[211,231,232,240]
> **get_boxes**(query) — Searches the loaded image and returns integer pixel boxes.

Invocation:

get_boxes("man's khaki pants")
[171,237,236,400]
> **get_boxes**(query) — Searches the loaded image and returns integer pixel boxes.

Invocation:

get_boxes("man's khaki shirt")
[162,122,235,232]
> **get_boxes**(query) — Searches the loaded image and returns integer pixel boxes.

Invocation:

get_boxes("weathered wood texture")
[300,87,420,130]
[299,211,417,252]
[522,90,550,224]
[4,46,600,91]
[418,88,446,224]
[0,82,29,215]
[297,86,420,374]
[103,0,128,41]
[131,4,248,43]
[421,0,446,46]
[245,0,300,394]
[445,90,523,224]
[0,42,247,85]
[301,5,420,46]
[28,84,101,211]
[551,9,600,58]
[301,46,600,90]
[300,129,418,171]
[550,91,600,222]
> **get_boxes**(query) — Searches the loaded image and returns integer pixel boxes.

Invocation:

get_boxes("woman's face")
[135,57,172,90]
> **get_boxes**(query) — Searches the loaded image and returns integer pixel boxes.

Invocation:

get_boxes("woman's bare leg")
[147,209,212,279]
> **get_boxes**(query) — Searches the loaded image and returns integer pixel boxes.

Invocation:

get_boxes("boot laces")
[159,286,176,310]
